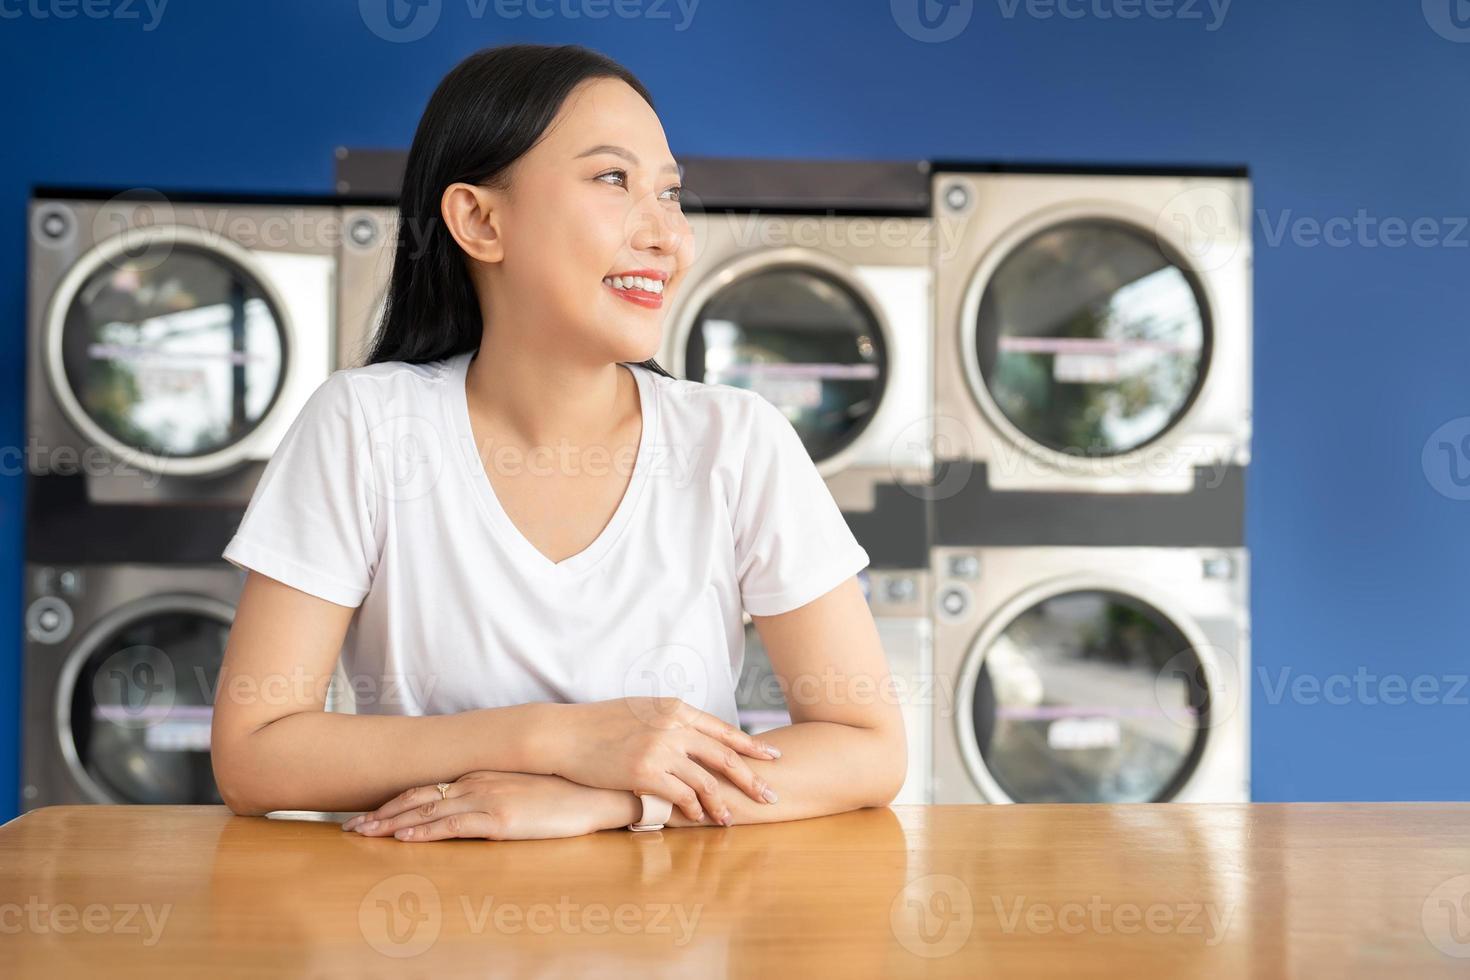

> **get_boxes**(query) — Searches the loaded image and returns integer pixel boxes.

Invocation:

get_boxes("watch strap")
[628,793,673,831]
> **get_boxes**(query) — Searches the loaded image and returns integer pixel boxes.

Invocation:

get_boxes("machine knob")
[25,595,74,644]
[938,587,969,618]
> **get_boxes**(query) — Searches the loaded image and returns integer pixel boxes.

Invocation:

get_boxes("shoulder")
[638,367,777,445]
[310,354,461,425]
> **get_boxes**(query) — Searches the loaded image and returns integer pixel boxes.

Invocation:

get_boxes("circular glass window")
[684,266,886,462]
[58,243,288,459]
[974,220,1209,457]
[67,607,230,804]
[970,590,1207,803]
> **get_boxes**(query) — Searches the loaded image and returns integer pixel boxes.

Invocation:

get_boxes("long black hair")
[364,43,675,378]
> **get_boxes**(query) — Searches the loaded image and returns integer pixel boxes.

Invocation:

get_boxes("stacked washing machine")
[653,159,1253,806]
[927,166,1253,804]
[22,189,349,809]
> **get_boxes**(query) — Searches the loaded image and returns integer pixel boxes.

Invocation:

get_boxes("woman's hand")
[548,697,783,825]
[342,771,638,841]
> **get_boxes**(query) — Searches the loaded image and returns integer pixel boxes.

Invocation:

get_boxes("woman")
[210,43,906,840]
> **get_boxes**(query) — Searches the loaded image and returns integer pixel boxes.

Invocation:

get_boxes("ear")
[441,182,504,264]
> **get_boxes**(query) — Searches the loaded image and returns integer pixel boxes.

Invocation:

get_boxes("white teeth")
[604,276,664,294]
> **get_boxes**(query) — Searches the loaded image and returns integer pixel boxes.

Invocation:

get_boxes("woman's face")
[480,76,694,366]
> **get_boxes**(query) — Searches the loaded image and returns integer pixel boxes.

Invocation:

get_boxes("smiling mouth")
[603,274,665,309]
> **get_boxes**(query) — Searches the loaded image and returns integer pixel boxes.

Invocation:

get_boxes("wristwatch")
[628,793,673,832]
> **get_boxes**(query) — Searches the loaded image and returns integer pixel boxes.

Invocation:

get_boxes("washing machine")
[21,560,354,811]
[931,166,1252,494]
[27,190,340,505]
[337,205,399,369]
[929,546,1249,804]
[736,567,932,804]
[22,561,243,809]
[662,158,934,523]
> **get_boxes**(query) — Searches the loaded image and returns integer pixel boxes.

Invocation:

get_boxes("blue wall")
[2,1,1467,818]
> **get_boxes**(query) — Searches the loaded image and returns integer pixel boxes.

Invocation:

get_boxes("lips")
[604,278,663,309]
[603,268,669,310]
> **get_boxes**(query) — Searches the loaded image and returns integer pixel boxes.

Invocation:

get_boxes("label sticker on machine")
[1046,716,1122,751]
[751,376,823,409]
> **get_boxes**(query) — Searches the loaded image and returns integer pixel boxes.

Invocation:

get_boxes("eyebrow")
[575,144,681,177]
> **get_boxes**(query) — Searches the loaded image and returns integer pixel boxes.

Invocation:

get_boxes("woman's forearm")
[212,702,563,816]
[663,720,907,828]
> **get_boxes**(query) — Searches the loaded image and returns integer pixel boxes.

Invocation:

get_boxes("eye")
[597,169,682,204]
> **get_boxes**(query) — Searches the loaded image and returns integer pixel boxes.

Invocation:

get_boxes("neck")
[463,330,636,453]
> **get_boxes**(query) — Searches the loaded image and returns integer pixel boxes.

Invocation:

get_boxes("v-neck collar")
[444,349,659,580]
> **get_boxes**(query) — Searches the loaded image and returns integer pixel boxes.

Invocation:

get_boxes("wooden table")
[2,803,1468,977]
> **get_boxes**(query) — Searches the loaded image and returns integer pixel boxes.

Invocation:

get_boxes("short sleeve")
[731,395,870,616]
[222,371,379,607]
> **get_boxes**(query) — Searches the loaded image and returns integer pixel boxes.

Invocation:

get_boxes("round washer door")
[961,588,1210,803]
[680,254,888,465]
[965,218,1211,459]
[57,594,233,805]
[45,224,293,476]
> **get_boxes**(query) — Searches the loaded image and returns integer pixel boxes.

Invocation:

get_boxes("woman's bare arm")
[210,570,561,816]
[660,576,909,828]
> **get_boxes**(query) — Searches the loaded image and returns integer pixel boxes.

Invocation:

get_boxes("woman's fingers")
[342,784,451,832]
[663,758,731,825]
[646,765,716,823]
[349,794,474,836]
[688,731,779,806]
[684,706,782,761]
[393,811,506,841]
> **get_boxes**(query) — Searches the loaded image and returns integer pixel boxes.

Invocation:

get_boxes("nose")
[626,190,687,257]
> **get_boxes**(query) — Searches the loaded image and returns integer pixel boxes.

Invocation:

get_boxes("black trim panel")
[26,476,244,564]
[930,464,1246,547]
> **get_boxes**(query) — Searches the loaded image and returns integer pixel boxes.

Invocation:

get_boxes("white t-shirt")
[221,349,870,726]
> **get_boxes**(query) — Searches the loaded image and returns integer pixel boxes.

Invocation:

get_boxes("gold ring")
[436,782,451,799]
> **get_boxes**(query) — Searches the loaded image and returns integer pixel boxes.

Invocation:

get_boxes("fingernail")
[720,810,733,826]
[764,745,782,758]
[342,817,361,831]
[395,828,413,839]
[693,810,704,822]
[360,820,379,831]
[762,787,778,804]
